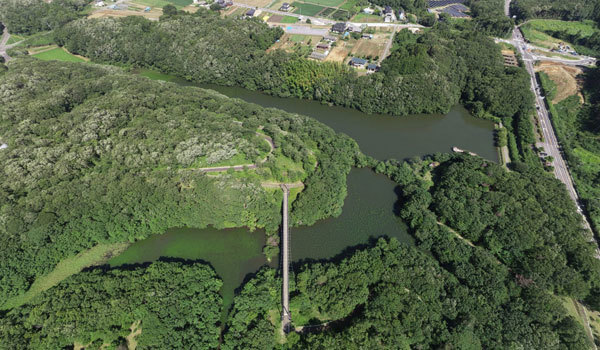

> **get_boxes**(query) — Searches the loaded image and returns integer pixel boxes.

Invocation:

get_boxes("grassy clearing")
[291,2,326,16]
[351,13,383,22]
[6,34,26,45]
[525,19,599,38]
[339,0,357,10]
[289,34,309,42]
[2,242,130,310]
[281,15,300,23]
[32,47,86,62]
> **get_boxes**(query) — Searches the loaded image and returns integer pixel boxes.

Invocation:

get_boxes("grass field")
[303,0,344,7]
[292,2,326,16]
[281,15,300,23]
[32,47,86,62]
[6,34,26,45]
[339,0,358,10]
[525,19,599,38]
[351,12,383,22]
[2,242,130,310]
[331,9,350,20]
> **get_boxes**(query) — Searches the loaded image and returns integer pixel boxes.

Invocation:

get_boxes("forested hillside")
[0,0,87,35]
[0,260,223,349]
[221,237,592,349]
[53,10,533,120]
[510,0,600,23]
[0,59,359,304]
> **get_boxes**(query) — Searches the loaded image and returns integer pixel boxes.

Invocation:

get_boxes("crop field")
[331,9,350,20]
[303,0,344,7]
[132,0,192,7]
[292,2,326,16]
[32,47,86,62]
[319,7,336,16]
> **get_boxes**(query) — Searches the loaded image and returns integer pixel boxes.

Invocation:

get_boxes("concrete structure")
[281,184,291,333]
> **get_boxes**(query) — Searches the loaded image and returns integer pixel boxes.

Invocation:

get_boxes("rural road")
[379,26,396,63]
[495,37,597,66]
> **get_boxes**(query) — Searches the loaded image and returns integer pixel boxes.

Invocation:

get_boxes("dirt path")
[0,26,12,62]
[261,181,304,188]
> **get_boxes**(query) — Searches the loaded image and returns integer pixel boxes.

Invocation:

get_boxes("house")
[279,2,290,11]
[331,22,347,33]
[316,42,330,50]
[366,63,379,73]
[363,7,374,14]
[216,0,233,8]
[361,33,373,39]
[323,35,337,42]
[383,5,393,14]
[349,57,367,68]
[245,8,256,17]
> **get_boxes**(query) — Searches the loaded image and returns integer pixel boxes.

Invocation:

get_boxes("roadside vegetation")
[521,19,600,57]
[538,68,600,237]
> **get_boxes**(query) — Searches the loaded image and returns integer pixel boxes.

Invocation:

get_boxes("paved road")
[508,8,599,256]
[0,26,12,62]
[495,37,597,66]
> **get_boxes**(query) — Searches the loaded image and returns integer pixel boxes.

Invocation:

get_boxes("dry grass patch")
[351,37,386,58]
[126,320,143,350]
[535,61,584,103]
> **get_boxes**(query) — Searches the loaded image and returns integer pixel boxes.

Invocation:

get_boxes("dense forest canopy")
[0,0,87,35]
[1,260,223,349]
[510,0,600,23]
[52,10,533,120]
[0,59,358,303]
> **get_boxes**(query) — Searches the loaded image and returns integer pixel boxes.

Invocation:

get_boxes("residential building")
[366,63,379,73]
[246,8,256,17]
[280,2,290,11]
[323,35,337,42]
[331,22,347,33]
[349,57,367,68]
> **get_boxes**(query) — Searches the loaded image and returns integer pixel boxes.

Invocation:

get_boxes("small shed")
[366,63,379,73]
[246,8,256,17]
[323,35,337,42]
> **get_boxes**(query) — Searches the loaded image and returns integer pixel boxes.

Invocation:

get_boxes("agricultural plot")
[319,7,336,16]
[281,15,300,23]
[525,19,599,38]
[331,9,350,20]
[132,0,192,7]
[303,0,344,7]
[32,47,86,63]
[292,2,326,16]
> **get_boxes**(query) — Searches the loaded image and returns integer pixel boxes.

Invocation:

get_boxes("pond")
[111,71,498,317]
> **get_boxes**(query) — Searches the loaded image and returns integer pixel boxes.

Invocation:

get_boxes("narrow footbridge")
[280,184,292,333]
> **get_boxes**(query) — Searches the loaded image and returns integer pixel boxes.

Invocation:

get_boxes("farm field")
[303,0,344,7]
[292,2,326,16]
[132,0,193,8]
[31,47,86,62]
[351,13,383,22]
[339,0,358,10]
[268,33,322,53]
[330,9,350,20]
[350,36,386,58]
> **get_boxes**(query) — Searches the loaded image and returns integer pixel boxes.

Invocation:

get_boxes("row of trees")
[0,59,359,303]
